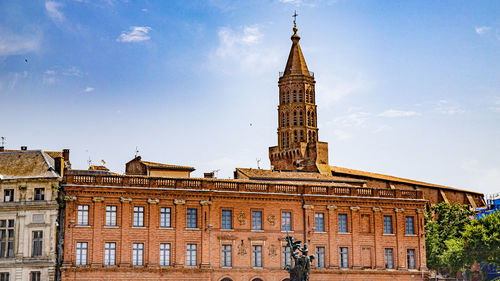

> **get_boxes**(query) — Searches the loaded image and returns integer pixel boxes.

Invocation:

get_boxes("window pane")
[186,244,197,266]
[160,207,171,228]
[338,214,348,232]
[222,245,232,267]
[407,249,416,269]
[252,245,262,267]
[281,212,291,231]
[283,246,291,267]
[187,208,197,228]
[384,216,393,234]
[406,216,415,235]
[133,207,144,227]
[315,213,325,232]
[252,211,262,230]
[385,248,394,269]
[106,206,117,226]
[316,247,325,268]
[160,243,170,266]
[339,247,348,268]
[221,210,232,230]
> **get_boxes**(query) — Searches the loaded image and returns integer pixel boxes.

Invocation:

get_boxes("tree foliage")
[425,202,500,277]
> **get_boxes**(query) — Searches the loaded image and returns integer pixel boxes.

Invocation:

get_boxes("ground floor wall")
[61,268,427,281]
[0,264,55,281]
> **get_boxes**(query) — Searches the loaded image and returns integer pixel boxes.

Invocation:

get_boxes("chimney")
[204,172,214,179]
[21,146,27,151]
[0,147,4,152]
[63,149,70,161]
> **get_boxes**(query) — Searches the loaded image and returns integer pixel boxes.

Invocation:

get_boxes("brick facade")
[61,174,427,281]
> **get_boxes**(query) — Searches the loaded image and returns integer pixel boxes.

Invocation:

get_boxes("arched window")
[281,92,285,104]
[286,92,290,103]
[252,279,264,281]
[306,90,310,103]
[313,131,316,141]
[300,130,304,141]
[293,90,297,102]
[294,130,298,142]
[308,131,312,142]
[311,111,315,126]
[293,111,297,126]
[311,90,314,103]
[221,278,233,281]
[299,110,303,125]
[307,111,312,126]
[286,112,289,126]
[298,90,303,102]
[286,132,289,148]
[281,112,285,127]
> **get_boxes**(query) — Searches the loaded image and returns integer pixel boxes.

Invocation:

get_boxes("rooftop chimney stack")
[204,172,214,179]
[63,149,70,161]
[0,147,4,152]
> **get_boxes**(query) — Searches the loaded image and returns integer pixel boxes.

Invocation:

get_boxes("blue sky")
[1,0,499,195]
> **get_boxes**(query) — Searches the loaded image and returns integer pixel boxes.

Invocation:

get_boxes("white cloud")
[460,159,500,195]
[62,66,83,77]
[316,73,370,107]
[83,87,94,93]
[211,25,280,73]
[45,70,56,75]
[45,1,65,22]
[117,26,152,43]
[331,112,370,128]
[378,109,418,118]
[0,28,41,57]
[141,8,148,12]
[475,26,491,35]
[435,100,465,115]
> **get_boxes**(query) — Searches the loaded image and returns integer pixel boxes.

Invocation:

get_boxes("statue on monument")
[284,234,315,281]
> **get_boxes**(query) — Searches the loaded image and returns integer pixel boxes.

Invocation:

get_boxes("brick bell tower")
[269,22,331,175]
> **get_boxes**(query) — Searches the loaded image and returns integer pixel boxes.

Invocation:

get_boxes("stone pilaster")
[200,200,212,268]
[372,207,384,269]
[350,206,361,269]
[395,208,406,270]
[91,196,105,267]
[147,198,160,267]
[327,205,338,269]
[119,197,132,267]
[174,199,186,267]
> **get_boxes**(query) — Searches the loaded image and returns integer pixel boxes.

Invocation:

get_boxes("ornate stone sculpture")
[284,235,315,281]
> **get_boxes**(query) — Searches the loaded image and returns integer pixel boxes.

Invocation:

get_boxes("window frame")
[407,249,416,270]
[252,210,263,231]
[338,213,348,233]
[160,207,171,228]
[75,242,88,266]
[405,216,415,235]
[252,245,263,268]
[186,244,197,267]
[34,188,45,201]
[315,213,325,232]
[316,246,325,268]
[105,205,117,227]
[186,208,198,229]
[339,247,348,268]
[4,189,14,202]
[221,244,232,267]
[132,243,144,266]
[160,243,171,266]
[0,219,15,258]
[383,215,393,234]
[133,206,144,227]
[283,246,292,268]
[0,272,9,281]
[281,211,292,231]
[221,209,232,230]
[104,242,116,266]
[30,271,41,281]
[77,205,89,226]
[31,231,43,257]
[385,248,394,269]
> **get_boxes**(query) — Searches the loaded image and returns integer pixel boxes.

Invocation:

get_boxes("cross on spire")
[293,10,298,28]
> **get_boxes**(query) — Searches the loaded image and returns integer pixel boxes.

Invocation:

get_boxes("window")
[252,245,262,267]
[160,243,171,266]
[406,216,415,235]
[315,213,325,232]
[186,244,197,266]
[283,246,292,267]
[339,247,348,268]
[160,207,171,228]
[221,209,232,230]
[384,216,393,234]
[281,211,291,231]
[77,205,89,226]
[407,249,416,269]
[4,189,13,202]
[0,219,14,258]
[30,272,41,281]
[0,273,9,281]
[105,206,117,226]
[338,214,348,233]
[316,247,325,268]
[252,211,262,230]
[32,231,43,257]
[104,242,116,266]
[132,243,144,266]
[385,248,394,269]
[133,206,144,227]
[187,208,197,228]
[34,188,44,200]
[221,245,232,267]
[75,242,88,265]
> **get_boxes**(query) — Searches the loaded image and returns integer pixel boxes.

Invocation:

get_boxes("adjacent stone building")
[0,148,66,281]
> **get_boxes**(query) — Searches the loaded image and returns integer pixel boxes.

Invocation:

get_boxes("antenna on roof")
[256,158,261,169]
[87,157,92,168]
[101,160,106,166]
[0,137,5,146]
[211,169,220,178]
[135,146,139,158]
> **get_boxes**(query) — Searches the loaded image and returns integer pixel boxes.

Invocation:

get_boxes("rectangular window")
[75,242,88,265]
[34,188,44,201]
[160,207,171,228]
[186,244,197,266]
[315,213,325,232]
[30,272,41,281]
[406,216,415,235]
[77,205,89,226]
[133,206,144,227]
[339,247,348,268]
[281,211,292,231]
[187,208,197,228]
[221,209,232,230]
[385,248,394,269]
[0,219,15,258]
[132,243,144,266]
[252,211,262,230]
[105,206,117,226]
[0,273,9,281]
[384,215,393,234]
[4,189,13,202]
[104,242,116,266]
[252,245,262,267]
[283,246,292,267]
[407,249,416,269]
[338,214,348,233]
[32,231,43,257]
[160,243,171,266]
[221,245,232,267]
[316,247,325,268]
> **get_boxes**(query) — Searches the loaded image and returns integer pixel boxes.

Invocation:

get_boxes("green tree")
[462,210,500,268]
[425,202,473,275]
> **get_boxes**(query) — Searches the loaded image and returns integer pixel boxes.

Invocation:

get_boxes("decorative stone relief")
[327,205,338,210]
[200,200,212,206]
[267,214,276,226]
[147,198,160,204]
[120,197,132,203]
[237,240,247,256]
[372,207,382,212]
[268,244,278,258]
[92,196,104,202]
[173,199,185,205]
[350,206,361,211]
[303,204,314,210]
[395,208,405,213]
[237,211,246,225]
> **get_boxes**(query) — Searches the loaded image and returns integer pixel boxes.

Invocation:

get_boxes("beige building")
[0,148,65,281]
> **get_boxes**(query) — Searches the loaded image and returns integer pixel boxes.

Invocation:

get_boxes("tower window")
[286,92,290,103]
[298,90,303,102]
[299,110,303,125]
[293,111,297,126]
[300,130,304,142]
[281,92,286,104]
[294,130,298,143]
[286,112,289,126]
[293,90,297,102]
